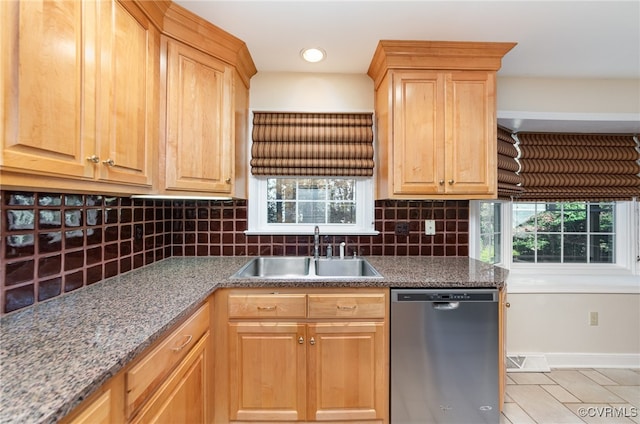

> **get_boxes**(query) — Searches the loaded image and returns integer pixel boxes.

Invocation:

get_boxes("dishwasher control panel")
[393,290,496,302]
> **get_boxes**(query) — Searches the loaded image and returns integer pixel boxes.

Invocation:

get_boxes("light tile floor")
[501,369,640,424]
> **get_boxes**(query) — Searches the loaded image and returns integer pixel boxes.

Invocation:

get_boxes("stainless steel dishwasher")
[390,288,499,424]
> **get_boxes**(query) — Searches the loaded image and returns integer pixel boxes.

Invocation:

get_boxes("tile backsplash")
[1,190,468,315]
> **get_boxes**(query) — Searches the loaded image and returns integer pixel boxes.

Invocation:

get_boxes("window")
[267,178,356,224]
[512,202,615,264]
[472,200,637,272]
[248,176,377,235]
[478,201,503,264]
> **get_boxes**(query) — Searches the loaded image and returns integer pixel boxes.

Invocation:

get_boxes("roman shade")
[251,112,374,176]
[497,126,524,199]
[516,132,640,201]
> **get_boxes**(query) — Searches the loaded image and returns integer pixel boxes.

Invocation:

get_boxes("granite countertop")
[0,256,507,424]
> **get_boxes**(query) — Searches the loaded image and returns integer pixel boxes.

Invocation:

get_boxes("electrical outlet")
[589,311,599,326]
[395,222,409,236]
[425,220,436,235]
[134,224,144,241]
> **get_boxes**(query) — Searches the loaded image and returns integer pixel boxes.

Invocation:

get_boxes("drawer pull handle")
[337,305,357,311]
[257,305,276,311]
[170,334,193,352]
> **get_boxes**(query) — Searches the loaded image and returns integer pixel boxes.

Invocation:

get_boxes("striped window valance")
[497,126,523,199]
[516,132,640,201]
[251,112,374,176]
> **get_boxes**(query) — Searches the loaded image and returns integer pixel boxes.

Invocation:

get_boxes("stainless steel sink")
[231,256,382,279]
[315,258,382,277]
[232,256,311,278]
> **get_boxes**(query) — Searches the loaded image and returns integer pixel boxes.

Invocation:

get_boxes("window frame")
[246,176,378,235]
[470,200,639,293]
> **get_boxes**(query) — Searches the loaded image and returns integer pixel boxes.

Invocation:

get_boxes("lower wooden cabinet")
[218,288,389,423]
[307,322,385,422]
[62,374,125,424]
[61,301,211,424]
[228,322,307,421]
[131,332,210,424]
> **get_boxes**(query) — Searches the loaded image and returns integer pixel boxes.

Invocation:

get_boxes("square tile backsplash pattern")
[1,191,468,314]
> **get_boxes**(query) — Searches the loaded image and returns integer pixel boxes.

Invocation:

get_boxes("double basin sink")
[232,256,383,279]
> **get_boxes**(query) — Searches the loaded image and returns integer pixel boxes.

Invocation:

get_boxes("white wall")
[506,293,640,368]
[497,76,640,114]
[250,72,373,112]
[249,72,640,367]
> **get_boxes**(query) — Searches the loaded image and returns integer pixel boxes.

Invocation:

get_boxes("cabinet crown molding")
[367,40,516,89]
[134,0,257,87]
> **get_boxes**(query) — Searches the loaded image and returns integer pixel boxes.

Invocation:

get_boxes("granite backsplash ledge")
[1,189,469,314]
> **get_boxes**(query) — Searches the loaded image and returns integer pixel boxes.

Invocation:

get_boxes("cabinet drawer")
[308,293,386,319]
[228,293,306,318]
[126,303,209,416]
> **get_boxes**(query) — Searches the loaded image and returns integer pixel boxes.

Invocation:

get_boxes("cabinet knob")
[309,337,316,345]
[86,155,100,163]
[505,302,511,308]
[225,178,231,184]
[448,179,455,185]
[298,336,304,344]
[102,158,115,167]
[439,180,445,185]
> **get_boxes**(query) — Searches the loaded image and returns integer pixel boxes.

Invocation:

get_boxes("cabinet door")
[65,390,112,424]
[61,373,125,424]
[132,332,210,424]
[165,39,234,193]
[392,71,445,195]
[445,71,497,195]
[307,321,386,422]
[228,322,307,421]
[1,0,95,179]
[97,0,157,186]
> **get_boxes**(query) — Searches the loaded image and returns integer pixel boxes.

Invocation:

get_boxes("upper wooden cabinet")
[368,40,516,200]
[0,0,158,193]
[146,1,254,198]
[160,37,236,195]
[0,0,255,197]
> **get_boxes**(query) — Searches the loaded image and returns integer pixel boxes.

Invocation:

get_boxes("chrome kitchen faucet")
[313,225,320,260]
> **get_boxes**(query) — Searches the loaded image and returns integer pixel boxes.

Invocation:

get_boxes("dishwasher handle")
[433,301,460,310]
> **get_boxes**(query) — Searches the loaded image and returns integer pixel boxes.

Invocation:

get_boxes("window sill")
[245,229,380,236]
[507,271,640,294]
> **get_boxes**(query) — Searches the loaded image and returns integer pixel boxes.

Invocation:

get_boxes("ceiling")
[175,1,639,132]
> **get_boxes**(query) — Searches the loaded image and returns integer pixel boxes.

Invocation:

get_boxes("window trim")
[246,176,378,235]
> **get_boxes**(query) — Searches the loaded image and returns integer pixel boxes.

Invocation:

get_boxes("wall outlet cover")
[425,219,436,235]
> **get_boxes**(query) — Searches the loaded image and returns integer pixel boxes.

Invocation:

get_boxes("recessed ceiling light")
[301,48,326,63]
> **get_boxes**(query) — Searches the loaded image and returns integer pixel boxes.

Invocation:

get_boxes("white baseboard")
[546,353,640,369]
[508,352,640,370]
